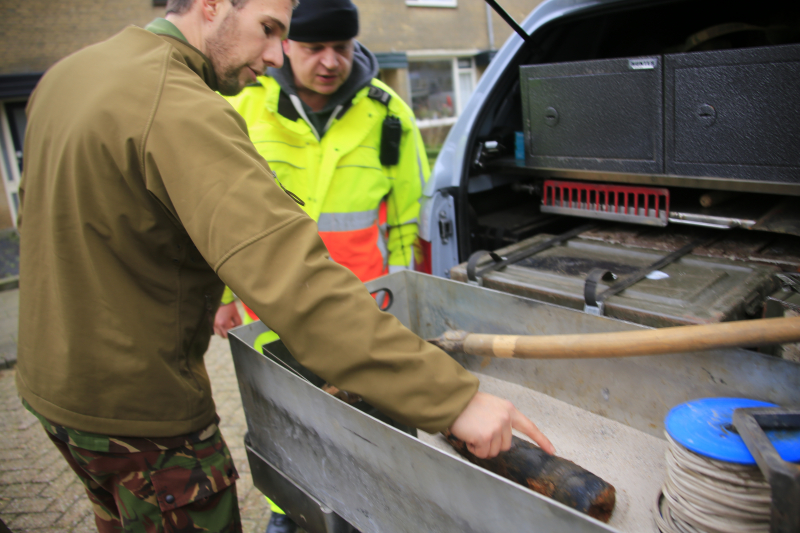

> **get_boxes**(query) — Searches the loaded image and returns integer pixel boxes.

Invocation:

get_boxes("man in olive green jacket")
[16,0,553,529]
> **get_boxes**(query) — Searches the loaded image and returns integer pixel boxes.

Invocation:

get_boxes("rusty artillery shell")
[444,433,616,523]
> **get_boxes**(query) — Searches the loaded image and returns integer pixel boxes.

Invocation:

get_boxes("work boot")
[265,513,298,533]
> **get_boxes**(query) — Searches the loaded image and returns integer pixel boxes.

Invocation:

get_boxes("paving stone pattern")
[0,291,18,370]
[0,232,19,281]
[0,297,277,533]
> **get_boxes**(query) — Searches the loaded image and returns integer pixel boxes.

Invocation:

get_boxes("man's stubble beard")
[206,10,248,96]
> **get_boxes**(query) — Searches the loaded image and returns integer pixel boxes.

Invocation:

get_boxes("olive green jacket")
[16,25,478,437]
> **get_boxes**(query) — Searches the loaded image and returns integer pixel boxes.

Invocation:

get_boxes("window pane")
[5,102,27,173]
[409,60,455,120]
[0,114,14,182]
[458,71,474,112]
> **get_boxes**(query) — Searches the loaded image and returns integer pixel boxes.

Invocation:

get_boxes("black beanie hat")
[288,0,359,42]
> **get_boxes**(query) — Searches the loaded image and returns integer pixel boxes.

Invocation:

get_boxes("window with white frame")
[405,0,457,7]
[0,101,24,227]
[456,57,476,113]
[408,56,476,127]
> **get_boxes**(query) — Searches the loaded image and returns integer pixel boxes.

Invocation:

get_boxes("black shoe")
[265,513,298,533]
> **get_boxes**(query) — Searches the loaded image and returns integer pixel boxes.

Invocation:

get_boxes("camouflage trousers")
[46,430,242,533]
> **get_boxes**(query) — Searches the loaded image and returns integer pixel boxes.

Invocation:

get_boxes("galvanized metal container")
[230,271,800,533]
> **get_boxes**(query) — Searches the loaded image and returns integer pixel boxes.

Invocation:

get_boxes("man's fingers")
[213,303,241,339]
[467,440,488,459]
[488,432,502,458]
[449,391,554,459]
[511,409,555,455]
[501,420,513,453]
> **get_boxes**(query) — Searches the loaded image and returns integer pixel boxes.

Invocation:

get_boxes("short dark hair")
[165,0,251,16]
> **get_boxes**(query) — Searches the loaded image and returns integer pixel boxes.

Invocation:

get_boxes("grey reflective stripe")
[377,225,388,267]
[289,94,320,141]
[317,209,379,232]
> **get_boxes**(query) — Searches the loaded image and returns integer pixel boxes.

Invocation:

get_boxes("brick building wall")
[1,0,544,79]
[358,2,490,53]
[0,0,545,230]
[356,0,544,158]
[0,1,166,230]
[358,0,540,53]
[1,1,166,76]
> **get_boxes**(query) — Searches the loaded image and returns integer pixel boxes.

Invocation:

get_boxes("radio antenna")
[484,0,534,44]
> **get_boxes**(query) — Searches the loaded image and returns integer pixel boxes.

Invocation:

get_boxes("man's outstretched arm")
[146,80,551,457]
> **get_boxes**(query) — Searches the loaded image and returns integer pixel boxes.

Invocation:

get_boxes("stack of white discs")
[654,433,771,533]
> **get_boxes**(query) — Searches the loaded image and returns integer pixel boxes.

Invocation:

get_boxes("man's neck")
[296,86,330,113]
[165,13,206,54]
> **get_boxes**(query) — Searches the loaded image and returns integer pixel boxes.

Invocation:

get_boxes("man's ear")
[201,0,223,22]
[282,40,292,56]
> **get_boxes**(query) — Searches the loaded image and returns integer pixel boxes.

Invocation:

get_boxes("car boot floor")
[418,372,667,533]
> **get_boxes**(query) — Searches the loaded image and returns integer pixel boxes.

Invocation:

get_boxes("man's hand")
[214,302,242,338]
[448,391,555,459]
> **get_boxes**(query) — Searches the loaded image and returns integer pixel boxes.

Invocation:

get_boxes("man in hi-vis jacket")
[214,4,442,529]
[214,0,428,351]
[16,0,555,530]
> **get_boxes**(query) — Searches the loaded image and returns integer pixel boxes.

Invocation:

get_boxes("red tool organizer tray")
[541,180,670,226]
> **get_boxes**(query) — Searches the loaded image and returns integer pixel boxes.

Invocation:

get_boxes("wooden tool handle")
[429,316,800,359]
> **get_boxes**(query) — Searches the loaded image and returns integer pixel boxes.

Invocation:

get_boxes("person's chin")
[239,68,255,86]
[313,83,339,95]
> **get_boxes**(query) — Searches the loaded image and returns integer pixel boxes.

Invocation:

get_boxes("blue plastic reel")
[665,397,800,465]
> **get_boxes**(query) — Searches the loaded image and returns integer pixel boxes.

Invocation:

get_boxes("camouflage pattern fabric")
[23,398,221,453]
[43,425,241,532]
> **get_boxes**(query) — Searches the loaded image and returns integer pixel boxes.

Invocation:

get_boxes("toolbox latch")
[438,212,454,245]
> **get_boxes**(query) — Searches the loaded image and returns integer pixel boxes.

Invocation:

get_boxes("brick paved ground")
[0,295,275,533]
[0,289,18,371]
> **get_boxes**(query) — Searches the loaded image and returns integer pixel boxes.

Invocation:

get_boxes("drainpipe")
[485,2,495,50]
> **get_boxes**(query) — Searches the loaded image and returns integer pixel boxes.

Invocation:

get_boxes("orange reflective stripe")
[243,303,259,321]
[244,217,387,324]
[319,223,388,283]
[379,200,387,226]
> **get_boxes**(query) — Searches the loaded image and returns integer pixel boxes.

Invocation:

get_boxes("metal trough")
[230,271,800,533]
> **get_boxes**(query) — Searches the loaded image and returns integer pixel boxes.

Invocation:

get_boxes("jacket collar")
[274,87,357,123]
[268,41,378,129]
[278,90,300,121]
[145,18,219,92]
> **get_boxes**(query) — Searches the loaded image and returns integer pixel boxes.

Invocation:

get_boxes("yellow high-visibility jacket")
[225,75,429,283]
